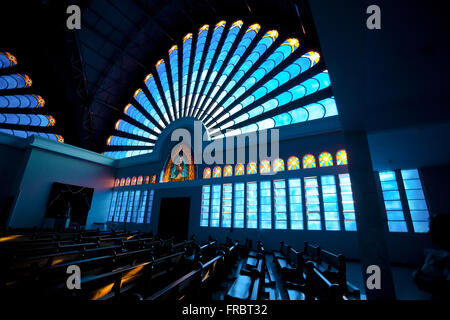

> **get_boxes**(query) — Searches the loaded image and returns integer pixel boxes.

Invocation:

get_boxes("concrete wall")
[0,134,29,229]
[1,119,447,266]
[0,134,115,229]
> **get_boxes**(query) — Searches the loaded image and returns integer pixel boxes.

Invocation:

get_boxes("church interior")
[0,0,449,303]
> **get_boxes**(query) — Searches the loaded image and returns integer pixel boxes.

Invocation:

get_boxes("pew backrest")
[303,242,321,262]
[305,261,342,301]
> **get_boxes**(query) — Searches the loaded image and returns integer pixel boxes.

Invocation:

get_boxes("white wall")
[3,135,115,229]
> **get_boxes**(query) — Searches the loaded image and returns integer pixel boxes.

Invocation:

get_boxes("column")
[344,131,396,300]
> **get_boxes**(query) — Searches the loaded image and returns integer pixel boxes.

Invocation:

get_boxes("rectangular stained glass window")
[338,174,357,231]
[222,184,232,227]
[288,179,303,230]
[273,180,287,229]
[321,175,340,231]
[304,177,321,230]
[145,190,154,224]
[137,190,148,224]
[113,192,123,222]
[108,191,118,222]
[211,185,221,227]
[131,190,141,223]
[118,191,129,222]
[401,169,429,233]
[260,181,272,229]
[379,171,407,232]
[234,183,245,228]
[200,185,211,227]
[247,182,258,229]
[126,191,135,223]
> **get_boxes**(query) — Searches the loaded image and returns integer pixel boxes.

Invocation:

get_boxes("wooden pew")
[275,246,304,283]
[172,240,195,256]
[39,243,188,299]
[147,248,227,301]
[246,241,264,270]
[316,249,360,298]
[304,261,346,301]
[219,240,239,274]
[303,242,321,262]
[51,260,154,300]
[272,241,288,262]
[146,269,201,301]
[225,256,263,301]
[8,245,122,272]
[191,241,217,264]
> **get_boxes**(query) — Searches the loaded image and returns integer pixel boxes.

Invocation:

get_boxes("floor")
[211,253,432,300]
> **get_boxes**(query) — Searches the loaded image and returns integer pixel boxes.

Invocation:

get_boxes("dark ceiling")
[308,0,450,132]
[1,0,449,153]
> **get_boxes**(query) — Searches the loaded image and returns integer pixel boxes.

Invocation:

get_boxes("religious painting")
[162,143,195,182]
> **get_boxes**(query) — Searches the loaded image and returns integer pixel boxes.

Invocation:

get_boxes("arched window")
[137,176,143,185]
[120,178,125,186]
[151,175,157,183]
[213,166,222,178]
[104,19,337,159]
[203,167,211,179]
[319,152,333,167]
[125,177,131,186]
[260,160,271,174]
[287,156,300,170]
[303,154,316,169]
[235,163,245,176]
[224,165,233,177]
[273,158,285,172]
[131,177,137,185]
[247,162,258,175]
[336,149,348,165]
[114,179,120,187]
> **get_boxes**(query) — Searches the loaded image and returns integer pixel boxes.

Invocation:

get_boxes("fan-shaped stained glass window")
[131,177,137,186]
[203,167,211,179]
[0,52,17,68]
[150,175,157,183]
[137,176,143,185]
[144,176,150,184]
[125,177,131,186]
[247,162,257,175]
[224,165,233,177]
[287,156,300,170]
[114,179,120,187]
[103,20,338,159]
[336,149,348,165]
[303,154,316,169]
[235,163,245,176]
[260,160,271,174]
[120,178,125,186]
[213,166,222,178]
[0,52,63,142]
[273,158,285,172]
[319,152,333,167]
